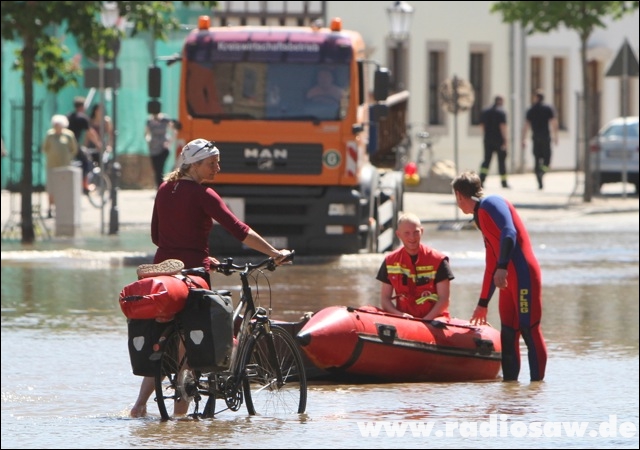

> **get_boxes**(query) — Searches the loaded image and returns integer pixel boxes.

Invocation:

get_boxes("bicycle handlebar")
[214,250,295,276]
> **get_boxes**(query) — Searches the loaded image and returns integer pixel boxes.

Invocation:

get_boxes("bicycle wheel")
[243,325,307,416]
[154,328,200,420]
[86,170,111,208]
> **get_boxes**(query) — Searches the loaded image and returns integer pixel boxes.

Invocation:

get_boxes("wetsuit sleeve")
[476,196,517,302]
[483,197,517,270]
[497,238,514,269]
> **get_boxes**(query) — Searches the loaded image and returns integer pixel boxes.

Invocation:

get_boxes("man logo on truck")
[258,159,274,171]
[244,147,288,171]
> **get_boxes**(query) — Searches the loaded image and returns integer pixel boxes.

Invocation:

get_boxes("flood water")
[2,220,638,448]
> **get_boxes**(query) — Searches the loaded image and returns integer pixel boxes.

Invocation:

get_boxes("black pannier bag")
[127,319,172,376]
[177,289,234,373]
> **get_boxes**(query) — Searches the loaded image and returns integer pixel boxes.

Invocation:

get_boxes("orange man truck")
[150,16,409,255]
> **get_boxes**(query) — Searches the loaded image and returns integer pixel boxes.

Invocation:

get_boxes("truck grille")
[216,142,323,175]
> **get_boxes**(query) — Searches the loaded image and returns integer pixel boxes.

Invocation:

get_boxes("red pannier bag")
[119,275,208,321]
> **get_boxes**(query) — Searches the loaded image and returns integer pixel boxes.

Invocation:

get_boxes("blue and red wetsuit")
[475,195,548,381]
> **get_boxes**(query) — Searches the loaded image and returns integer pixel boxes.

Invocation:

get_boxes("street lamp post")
[100,1,121,235]
[386,1,414,92]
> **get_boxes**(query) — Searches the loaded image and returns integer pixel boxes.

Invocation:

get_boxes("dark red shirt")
[151,179,250,270]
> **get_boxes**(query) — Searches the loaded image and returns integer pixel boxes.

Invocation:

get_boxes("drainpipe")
[518,22,527,173]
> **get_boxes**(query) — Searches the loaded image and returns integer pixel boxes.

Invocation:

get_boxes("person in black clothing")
[66,96,96,192]
[522,89,558,190]
[479,95,509,188]
[67,97,89,141]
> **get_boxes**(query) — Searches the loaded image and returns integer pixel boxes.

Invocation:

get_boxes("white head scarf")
[180,139,220,165]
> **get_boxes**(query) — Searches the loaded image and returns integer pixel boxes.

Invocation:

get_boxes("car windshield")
[603,121,639,138]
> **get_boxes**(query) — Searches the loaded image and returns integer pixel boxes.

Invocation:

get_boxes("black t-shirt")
[480,105,506,145]
[67,111,90,143]
[526,102,555,140]
[376,253,455,285]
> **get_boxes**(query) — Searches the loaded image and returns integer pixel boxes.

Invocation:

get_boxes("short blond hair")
[397,212,421,227]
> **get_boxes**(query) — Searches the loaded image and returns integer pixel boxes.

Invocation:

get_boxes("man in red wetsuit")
[451,170,547,382]
[376,212,453,321]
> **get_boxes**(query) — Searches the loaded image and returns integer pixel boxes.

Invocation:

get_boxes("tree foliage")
[0,1,215,243]
[490,1,639,202]
[492,1,638,39]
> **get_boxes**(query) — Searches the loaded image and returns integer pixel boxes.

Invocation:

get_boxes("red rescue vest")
[384,246,450,318]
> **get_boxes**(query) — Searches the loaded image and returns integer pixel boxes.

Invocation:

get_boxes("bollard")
[50,166,82,236]
[108,161,121,235]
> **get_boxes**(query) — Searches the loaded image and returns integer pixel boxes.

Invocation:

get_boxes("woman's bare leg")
[130,376,155,417]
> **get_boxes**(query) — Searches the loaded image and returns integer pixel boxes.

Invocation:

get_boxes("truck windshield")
[184,61,350,122]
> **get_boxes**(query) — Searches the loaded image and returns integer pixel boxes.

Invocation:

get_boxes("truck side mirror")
[373,68,390,102]
[148,66,161,98]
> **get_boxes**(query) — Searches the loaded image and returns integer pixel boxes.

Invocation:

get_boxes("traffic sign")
[84,68,121,89]
[605,39,639,78]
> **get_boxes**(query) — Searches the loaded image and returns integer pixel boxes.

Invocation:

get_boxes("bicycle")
[85,149,112,208]
[152,251,307,420]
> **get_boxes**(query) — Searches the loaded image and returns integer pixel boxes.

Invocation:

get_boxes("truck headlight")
[328,203,356,216]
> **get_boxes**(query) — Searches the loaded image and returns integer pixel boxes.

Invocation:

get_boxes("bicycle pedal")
[244,364,259,377]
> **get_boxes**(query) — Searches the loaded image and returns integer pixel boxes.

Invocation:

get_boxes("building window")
[553,57,566,130]
[427,48,446,126]
[213,1,326,27]
[469,52,485,125]
[388,42,409,93]
[530,57,543,95]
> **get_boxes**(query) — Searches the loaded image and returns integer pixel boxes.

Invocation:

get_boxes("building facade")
[1,1,638,189]
[326,1,639,175]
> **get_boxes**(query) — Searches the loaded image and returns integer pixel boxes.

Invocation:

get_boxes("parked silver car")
[589,116,639,194]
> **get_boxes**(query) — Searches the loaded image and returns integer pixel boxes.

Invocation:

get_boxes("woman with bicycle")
[130,138,291,418]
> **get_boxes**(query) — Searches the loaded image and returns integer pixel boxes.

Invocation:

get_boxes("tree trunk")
[581,34,593,203]
[20,36,36,242]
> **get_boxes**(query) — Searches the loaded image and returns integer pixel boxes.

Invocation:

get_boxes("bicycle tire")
[86,171,111,208]
[154,327,200,420]
[243,325,307,416]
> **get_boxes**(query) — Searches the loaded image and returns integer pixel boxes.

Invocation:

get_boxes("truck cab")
[151,16,408,255]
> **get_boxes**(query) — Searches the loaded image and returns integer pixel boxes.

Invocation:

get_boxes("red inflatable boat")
[296,305,502,382]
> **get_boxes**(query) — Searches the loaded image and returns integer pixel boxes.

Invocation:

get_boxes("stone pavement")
[408,170,639,226]
[1,170,638,248]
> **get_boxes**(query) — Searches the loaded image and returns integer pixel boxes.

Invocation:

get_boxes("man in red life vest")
[377,213,453,320]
